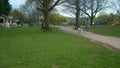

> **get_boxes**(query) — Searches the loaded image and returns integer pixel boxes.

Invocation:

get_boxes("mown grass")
[0,27,120,68]
[89,25,120,37]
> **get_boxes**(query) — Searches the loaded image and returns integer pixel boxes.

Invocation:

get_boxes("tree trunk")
[90,17,93,25]
[41,22,45,29]
[75,0,80,30]
[75,12,80,30]
[90,0,93,26]
[43,12,50,31]
[44,15,49,30]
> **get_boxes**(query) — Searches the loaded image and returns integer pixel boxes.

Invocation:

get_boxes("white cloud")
[9,0,27,9]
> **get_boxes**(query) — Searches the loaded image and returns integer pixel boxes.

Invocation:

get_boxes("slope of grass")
[90,25,120,37]
[0,27,120,68]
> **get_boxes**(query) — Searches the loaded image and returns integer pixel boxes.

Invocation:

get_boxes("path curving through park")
[58,26,120,50]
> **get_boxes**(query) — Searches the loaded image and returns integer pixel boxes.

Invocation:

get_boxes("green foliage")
[115,15,120,25]
[0,0,11,15]
[95,13,120,25]
[10,10,33,23]
[10,10,25,21]
[95,13,113,25]
[49,13,68,25]
[0,27,120,68]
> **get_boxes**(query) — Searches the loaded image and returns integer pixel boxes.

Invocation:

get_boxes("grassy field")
[89,25,120,37]
[0,27,120,68]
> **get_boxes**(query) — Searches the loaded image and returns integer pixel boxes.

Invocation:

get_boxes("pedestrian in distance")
[85,22,90,32]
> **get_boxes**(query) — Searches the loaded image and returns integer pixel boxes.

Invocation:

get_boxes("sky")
[9,0,117,17]
[9,0,27,9]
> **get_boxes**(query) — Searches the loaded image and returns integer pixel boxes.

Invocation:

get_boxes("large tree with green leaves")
[49,13,68,25]
[0,0,11,16]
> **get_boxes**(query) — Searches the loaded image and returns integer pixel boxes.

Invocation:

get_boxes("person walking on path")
[85,22,90,32]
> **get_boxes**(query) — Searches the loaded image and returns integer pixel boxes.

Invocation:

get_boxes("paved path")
[58,26,120,50]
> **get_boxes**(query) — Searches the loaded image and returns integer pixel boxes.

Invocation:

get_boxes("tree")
[64,0,81,29]
[111,0,120,16]
[49,13,68,25]
[20,0,41,24]
[10,10,25,23]
[0,0,11,16]
[111,0,120,25]
[95,13,112,25]
[28,0,66,30]
[80,0,108,25]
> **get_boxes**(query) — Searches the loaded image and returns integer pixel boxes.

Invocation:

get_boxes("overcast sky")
[9,0,116,17]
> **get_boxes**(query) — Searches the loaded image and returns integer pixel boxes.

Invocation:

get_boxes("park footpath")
[57,26,120,50]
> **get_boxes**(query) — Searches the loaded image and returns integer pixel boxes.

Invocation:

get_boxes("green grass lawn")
[0,27,120,68]
[89,25,120,37]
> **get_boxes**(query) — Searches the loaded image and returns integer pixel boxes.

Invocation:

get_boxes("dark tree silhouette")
[0,0,11,16]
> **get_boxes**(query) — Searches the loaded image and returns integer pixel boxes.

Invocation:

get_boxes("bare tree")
[28,0,66,30]
[20,0,40,23]
[80,0,108,25]
[110,0,120,24]
[111,0,120,16]
[64,0,81,29]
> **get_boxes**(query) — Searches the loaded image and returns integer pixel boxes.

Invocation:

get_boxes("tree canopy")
[49,13,68,25]
[0,0,11,16]
[28,0,66,30]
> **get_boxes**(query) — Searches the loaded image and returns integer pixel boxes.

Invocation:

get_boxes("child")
[85,22,90,32]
